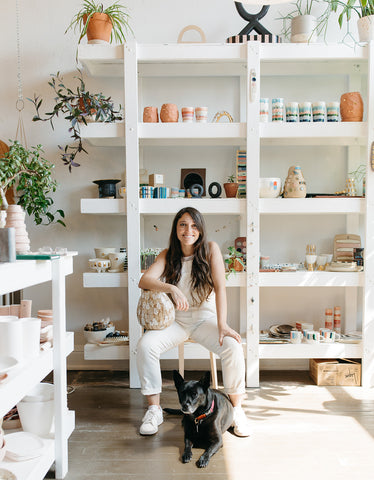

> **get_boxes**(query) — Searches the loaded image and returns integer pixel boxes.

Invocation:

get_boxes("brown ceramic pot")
[143,106,159,123]
[340,92,364,122]
[223,183,239,198]
[160,103,179,122]
[83,13,112,43]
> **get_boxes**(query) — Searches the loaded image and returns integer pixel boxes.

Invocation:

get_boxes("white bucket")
[17,383,54,437]
[0,316,23,361]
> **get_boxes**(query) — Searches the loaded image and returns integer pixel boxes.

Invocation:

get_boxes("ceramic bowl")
[94,248,116,259]
[259,178,282,198]
[0,437,6,463]
[88,258,111,273]
[84,326,115,344]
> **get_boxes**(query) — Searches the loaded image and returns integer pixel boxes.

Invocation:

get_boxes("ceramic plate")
[0,357,18,375]
[5,432,44,461]
[0,469,17,480]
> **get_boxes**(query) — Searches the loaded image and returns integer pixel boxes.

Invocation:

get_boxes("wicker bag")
[136,290,175,330]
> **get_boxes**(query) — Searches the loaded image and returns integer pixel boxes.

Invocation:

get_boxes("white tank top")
[175,255,216,318]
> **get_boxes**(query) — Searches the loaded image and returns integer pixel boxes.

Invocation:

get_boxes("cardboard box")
[309,358,361,386]
[149,174,164,187]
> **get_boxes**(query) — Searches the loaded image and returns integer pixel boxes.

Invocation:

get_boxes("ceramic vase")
[340,92,364,122]
[5,204,30,253]
[291,15,317,43]
[283,166,307,198]
[357,15,374,43]
[160,103,179,122]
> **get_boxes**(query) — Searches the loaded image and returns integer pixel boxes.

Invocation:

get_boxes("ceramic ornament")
[283,166,307,198]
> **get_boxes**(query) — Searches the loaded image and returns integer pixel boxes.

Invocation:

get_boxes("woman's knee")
[221,336,244,363]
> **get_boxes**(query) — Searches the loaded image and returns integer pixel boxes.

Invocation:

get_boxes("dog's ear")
[173,369,185,389]
[200,371,211,391]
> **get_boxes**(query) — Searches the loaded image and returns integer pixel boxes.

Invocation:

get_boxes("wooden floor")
[53,370,374,480]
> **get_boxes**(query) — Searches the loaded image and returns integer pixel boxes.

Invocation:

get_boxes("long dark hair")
[163,207,214,306]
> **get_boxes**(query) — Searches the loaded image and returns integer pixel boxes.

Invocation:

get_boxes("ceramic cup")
[88,258,111,273]
[260,98,269,122]
[319,329,340,343]
[272,98,284,122]
[195,107,208,123]
[170,187,179,198]
[299,102,312,122]
[108,252,126,273]
[290,330,303,344]
[286,102,299,122]
[181,107,194,122]
[301,323,314,335]
[20,318,41,360]
[316,255,327,270]
[312,101,326,122]
[305,330,320,344]
[327,101,340,122]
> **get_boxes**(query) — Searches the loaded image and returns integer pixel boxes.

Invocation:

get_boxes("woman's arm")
[138,249,189,310]
[209,241,241,345]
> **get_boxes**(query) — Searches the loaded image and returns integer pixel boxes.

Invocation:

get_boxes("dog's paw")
[196,455,210,468]
[182,452,192,463]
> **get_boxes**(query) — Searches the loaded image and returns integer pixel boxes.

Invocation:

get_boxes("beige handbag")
[136,290,175,330]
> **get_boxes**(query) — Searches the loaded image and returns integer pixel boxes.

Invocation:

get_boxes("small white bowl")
[84,326,115,344]
[259,178,281,198]
[94,248,116,259]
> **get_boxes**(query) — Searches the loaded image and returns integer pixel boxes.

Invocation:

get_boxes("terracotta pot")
[340,92,363,122]
[83,13,112,44]
[223,183,239,198]
[78,97,96,117]
[160,103,179,122]
[228,258,244,272]
[143,106,159,123]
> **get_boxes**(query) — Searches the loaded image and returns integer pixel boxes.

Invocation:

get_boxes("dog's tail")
[163,407,183,415]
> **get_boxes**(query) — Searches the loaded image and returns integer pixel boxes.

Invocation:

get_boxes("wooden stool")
[178,340,218,389]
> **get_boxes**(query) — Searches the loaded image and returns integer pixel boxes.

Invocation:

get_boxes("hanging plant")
[28,70,122,172]
[0,140,65,226]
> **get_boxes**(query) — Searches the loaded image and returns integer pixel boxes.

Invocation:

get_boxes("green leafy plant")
[29,70,122,171]
[0,140,65,226]
[224,246,245,279]
[141,248,163,271]
[278,0,333,40]
[226,175,236,183]
[65,0,133,45]
[329,0,374,27]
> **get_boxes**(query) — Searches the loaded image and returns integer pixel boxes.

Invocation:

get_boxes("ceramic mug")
[327,101,340,122]
[305,330,320,344]
[320,329,341,343]
[312,101,326,122]
[181,107,194,122]
[260,98,269,122]
[290,330,303,344]
[272,98,284,122]
[195,107,208,123]
[286,102,299,122]
[108,252,126,273]
[299,102,312,122]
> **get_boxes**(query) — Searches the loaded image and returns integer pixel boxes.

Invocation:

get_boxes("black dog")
[166,370,234,468]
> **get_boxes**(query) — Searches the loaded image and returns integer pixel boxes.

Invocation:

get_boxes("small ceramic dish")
[88,258,111,273]
[259,178,282,198]
[84,326,115,344]
[0,357,18,375]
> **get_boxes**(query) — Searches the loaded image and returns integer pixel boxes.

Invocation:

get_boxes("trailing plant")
[224,246,245,279]
[278,0,333,40]
[0,140,65,226]
[65,0,134,45]
[329,0,374,27]
[29,70,122,171]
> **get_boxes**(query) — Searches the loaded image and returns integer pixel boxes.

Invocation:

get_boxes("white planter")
[291,15,317,43]
[357,15,374,43]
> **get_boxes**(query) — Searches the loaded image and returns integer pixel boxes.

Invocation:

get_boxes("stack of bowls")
[5,204,31,253]
[38,310,53,344]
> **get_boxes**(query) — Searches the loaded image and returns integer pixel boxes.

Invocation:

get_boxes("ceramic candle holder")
[260,98,269,122]
[181,107,194,122]
[143,106,159,123]
[195,107,208,123]
[160,103,179,122]
[286,102,298,122]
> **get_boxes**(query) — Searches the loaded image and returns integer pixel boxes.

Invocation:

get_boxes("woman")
[137,207,250,437]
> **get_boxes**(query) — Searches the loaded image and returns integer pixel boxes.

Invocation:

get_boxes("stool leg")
[210,352,218,389]
[178,343,185,378]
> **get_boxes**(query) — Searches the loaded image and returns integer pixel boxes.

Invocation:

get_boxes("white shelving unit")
[79,42,374,388]
[0,254,76,479]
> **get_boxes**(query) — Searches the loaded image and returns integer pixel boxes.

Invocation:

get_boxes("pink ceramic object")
[143,106,159,123]
[195,106,208,123]
[160,103,179,122]
[181,107,194,122]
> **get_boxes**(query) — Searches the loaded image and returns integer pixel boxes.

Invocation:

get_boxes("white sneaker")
[139,406,163,435]
[232,407,251,437]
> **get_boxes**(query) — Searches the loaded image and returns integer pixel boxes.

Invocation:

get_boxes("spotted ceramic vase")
[283,166,307,198]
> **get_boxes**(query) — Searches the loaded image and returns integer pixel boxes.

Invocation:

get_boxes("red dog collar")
[194,399,215,425]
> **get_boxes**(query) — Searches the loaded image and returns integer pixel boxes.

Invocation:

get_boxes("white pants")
[136,313,246,396]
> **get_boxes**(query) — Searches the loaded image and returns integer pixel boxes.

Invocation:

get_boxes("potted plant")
[29,70,122,171]
[278,0,332,42]
[224,246,245,279]
[0,140,65,226]
[329,0,374,42]
[65,0,134,45]
[140,248,163,272]
[223,175,239,198]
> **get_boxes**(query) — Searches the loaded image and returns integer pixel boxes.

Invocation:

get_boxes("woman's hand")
[218,324,242,346]
[171,286,189,311]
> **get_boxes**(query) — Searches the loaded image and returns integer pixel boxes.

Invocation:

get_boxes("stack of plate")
[269,324,294,338]
[4,432,45,462]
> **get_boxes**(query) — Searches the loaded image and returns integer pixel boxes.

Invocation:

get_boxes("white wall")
[0,0,359,370]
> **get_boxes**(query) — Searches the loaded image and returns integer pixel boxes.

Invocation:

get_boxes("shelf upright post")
[362,43,374,388]
[245,43,260,387]
[124,41,142,388]
[52,257,68,479]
